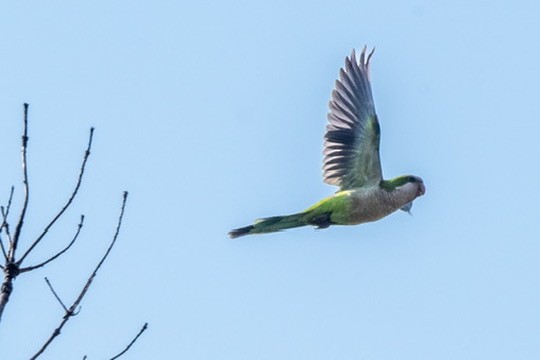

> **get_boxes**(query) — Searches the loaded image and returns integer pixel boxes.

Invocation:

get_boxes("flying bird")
[229,47,425,238]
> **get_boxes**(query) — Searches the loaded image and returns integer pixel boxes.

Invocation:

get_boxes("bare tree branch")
[0,262,20,323]
[20,215,85,273]
[29,192,129,360]
[44,277,69,313]
[17,127,94,266]
[109,323,148,360]
[1,105,145,357]
[10,103,30,260]
[0,108,28,323]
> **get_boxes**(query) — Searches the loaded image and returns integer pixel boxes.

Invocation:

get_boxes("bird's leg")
[309,214,333,229]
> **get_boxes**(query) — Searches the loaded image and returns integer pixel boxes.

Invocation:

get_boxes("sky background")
[0,1,539,359]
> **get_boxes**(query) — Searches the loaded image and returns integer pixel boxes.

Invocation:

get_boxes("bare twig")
[29,192,129,360]
[0,186,15,261]
[44,277,69,313]
[10,103,30,260]
[0,238,6,263]
[0,186,15,229]
[20,215,85,273]
[1,206,13,243]
[109,322,148,360]
[70,192,127,311]
[0,233,7,264]
[18,127,94,266]
[0,207,13,256]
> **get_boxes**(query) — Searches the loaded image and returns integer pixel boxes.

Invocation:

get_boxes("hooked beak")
[418,182,426,196]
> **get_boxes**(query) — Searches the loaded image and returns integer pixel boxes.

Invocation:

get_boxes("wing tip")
[348,45,375,67]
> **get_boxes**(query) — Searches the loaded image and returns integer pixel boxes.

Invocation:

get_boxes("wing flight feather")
[323,47,382,189]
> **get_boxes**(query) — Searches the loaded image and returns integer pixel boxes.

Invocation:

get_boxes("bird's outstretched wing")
[323,47,383,190]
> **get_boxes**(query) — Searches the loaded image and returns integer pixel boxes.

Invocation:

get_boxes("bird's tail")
[229,213,308,239]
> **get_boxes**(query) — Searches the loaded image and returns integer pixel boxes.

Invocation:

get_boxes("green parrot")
[229,47,425,238]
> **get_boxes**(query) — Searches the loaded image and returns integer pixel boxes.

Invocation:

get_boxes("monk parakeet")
[229,47,425,238]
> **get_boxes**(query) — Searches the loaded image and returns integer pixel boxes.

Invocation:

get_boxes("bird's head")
[380,175,425,198]
[406,175,425,197]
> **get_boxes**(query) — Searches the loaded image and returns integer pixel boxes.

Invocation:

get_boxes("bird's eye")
[408,176,417,183]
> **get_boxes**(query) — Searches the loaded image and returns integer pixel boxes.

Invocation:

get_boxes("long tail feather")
[229,213,307,239]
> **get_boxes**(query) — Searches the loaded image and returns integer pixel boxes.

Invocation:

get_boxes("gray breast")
[347,186,416,224]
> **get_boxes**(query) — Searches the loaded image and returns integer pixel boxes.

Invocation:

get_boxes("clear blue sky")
[1,1,539,359]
